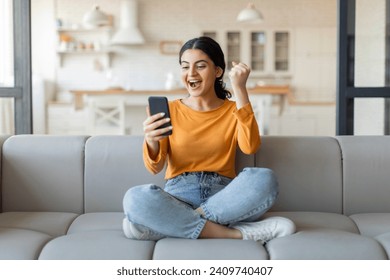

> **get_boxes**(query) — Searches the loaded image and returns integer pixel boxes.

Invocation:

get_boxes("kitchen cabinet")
[250,32,266,71]
[48,102,87,135]
[274,32,289,71]
[227,32,241,68]
[204,30,290,75]
[56,26,114,67]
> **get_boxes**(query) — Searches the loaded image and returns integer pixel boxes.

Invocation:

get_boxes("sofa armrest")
[0,135,12,213]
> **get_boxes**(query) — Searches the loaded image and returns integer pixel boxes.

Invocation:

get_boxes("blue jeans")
[122,167,278,240]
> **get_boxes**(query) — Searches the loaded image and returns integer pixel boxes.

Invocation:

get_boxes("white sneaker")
[122,218,143,239]
[232,216,296,244]
[122,218,165,241]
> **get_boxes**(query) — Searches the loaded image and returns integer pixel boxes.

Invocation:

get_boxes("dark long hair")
[179,37,232,100]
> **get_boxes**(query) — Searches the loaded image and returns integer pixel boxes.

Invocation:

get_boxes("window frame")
[337,0,390,135]
[0,0,32,134]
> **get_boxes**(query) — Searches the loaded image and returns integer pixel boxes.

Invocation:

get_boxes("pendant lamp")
[237,3,263,23]
[82,6,109,28]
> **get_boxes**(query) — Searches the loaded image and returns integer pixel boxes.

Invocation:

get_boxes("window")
[0,0,14,87]
[337,0,390,135]
[0,0,14,134]
[0,0,32,134]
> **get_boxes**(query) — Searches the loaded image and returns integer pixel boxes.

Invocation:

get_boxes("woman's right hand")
[143,106,172,153]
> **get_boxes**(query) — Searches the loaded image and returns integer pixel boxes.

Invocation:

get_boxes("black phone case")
[148,96,172,136]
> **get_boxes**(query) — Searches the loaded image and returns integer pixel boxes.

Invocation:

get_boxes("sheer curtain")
[0,0,14,134]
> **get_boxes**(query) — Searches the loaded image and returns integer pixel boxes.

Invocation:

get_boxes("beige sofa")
[0,134,389,259]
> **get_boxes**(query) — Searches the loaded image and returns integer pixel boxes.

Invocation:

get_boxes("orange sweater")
[143,99,261,179]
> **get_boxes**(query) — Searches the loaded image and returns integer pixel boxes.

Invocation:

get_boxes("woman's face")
[180,49,222,98]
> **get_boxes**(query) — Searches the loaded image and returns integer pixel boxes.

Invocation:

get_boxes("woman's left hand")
[228,62,251,109]
[228,62,250,91]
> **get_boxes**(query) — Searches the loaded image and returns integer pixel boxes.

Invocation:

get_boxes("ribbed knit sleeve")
[143,138,168,175]
[233,103,261,154]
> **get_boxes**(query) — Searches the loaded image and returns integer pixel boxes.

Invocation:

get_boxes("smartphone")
[148,96,172,136]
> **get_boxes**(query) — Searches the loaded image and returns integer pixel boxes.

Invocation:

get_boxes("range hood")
[111,0,145,45]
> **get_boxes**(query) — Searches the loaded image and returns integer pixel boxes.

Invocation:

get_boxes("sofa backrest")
[256,136,343,213]
[337,136,390,215]
[235,148,256,174]
[3,134,388,216]
[1,135,88,213]
[84,135,256,212]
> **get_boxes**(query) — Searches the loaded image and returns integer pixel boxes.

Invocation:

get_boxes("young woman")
[122,37,295,243]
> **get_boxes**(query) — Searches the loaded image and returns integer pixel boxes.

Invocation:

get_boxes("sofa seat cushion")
[349,213,390,237]
[38,230,155,260]
[153,238,268,260]
[266,229,387,260]
[67,212,123,234]
[264,211,359,233]
[0,212,79,236]
[376,232,390,258]
[0,227,52,260]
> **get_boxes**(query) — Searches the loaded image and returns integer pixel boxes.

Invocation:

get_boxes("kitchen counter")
[69,85,290,111]
[66,86,290,135]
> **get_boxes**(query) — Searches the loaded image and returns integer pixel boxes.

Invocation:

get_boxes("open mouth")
[188,80,201,88]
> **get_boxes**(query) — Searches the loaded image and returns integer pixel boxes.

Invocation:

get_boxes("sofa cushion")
[256,137,343,213]
[336,136,390,215]
[264,211,359,233]
[84,136,166,212]
[0,212,78,236]
[262,211,379,259]
[153,238,268,260]
[266,229,388,260]
[2,135,88,213]
[0,227,52,260]
[38,230,156,260]
[349,213,390,237]
[235,148,255,173]
[67,212,123,234]
[376,232,390,259]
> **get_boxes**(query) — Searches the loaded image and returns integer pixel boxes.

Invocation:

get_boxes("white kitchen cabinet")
[250,32,266,72]
[48,102,87,135]
[274,32,289,71]
[204,30,290,76]
[227,32,241,68]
